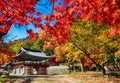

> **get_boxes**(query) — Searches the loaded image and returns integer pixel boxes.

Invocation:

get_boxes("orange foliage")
[39,29,57,48]
[0,47,15,65]
[83,57,92,67]
[115,50,120,57]
[83,56,99,67]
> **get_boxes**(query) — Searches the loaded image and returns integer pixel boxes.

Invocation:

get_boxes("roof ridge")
[22,47,42,52]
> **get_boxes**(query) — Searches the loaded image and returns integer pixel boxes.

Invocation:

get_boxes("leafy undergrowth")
[0,77,7,83]
[69,71,120,83]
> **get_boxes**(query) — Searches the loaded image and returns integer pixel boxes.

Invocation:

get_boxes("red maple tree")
[0,0,120,44]
[43,0,120,44]
[0,0,41,40]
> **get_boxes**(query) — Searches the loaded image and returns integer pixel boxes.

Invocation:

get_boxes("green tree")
[31,38,45,50]
[8,36,35,53]
[9,40,26,53]
[69,19,120,74]
[54,42,86,72]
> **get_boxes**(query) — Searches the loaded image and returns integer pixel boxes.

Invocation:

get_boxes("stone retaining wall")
[47,66,69,75]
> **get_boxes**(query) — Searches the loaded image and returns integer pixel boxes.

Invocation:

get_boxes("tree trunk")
[96,64,106,75]
[81,62,84,72]
[68,63,73,73]
[86,54,106,75]
[116,65,119,71]
[80,58,84,72]
[69,65,72,73]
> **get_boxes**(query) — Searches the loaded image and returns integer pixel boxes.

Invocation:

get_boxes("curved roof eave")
[15,47,55,58]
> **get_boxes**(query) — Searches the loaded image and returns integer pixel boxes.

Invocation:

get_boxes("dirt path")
[6,75,79,83]
[31,76,74,83]
[6,74,120,83]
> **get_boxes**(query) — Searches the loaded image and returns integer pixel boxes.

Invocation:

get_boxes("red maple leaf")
[50,0,58,3]
[27,29,35,40]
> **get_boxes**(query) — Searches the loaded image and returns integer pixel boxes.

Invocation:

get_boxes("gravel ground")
[6,75,77,83]
[5,74,120,83]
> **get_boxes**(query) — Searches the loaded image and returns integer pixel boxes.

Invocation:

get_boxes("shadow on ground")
[7,74,67,83]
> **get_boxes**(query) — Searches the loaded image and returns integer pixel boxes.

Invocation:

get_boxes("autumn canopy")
[0,0,120,44]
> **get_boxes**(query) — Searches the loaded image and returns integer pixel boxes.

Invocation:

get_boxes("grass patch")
[0,77,7,83]
[71,71,102,75]
[71,71,80,74]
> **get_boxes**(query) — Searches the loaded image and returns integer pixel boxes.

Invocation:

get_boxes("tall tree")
[69,19,120,74]
[35,0,120,45]
[1,0,120,44]
[54,42,86,72]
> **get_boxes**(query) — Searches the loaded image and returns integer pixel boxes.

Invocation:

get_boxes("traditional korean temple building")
[10,47,55,75]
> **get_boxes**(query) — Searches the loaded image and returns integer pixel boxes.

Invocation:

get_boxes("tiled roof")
[14,47,54,61]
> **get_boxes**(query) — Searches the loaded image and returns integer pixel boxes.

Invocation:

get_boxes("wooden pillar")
[31,60,33,75]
